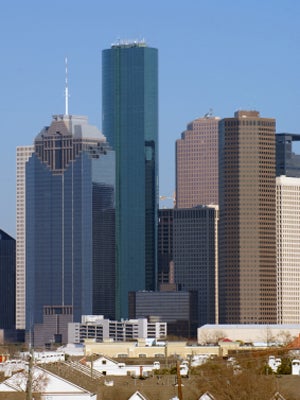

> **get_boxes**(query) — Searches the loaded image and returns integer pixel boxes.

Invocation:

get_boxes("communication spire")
[65,57,69,116]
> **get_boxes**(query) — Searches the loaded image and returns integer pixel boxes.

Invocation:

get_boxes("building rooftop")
[111,39,147,49]
[234,110,260,118]
[35,114,105,141]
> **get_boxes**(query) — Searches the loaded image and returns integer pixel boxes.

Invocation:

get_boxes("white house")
[292,359,300,375]
[0,365,96,399]
[89,355,157,377]
[268,356,282,372]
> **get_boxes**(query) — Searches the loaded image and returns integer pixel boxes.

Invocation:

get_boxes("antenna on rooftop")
[65,57,69,116]
[204,108,214,118]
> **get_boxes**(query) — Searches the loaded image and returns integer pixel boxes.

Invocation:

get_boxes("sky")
[1,0,300,237]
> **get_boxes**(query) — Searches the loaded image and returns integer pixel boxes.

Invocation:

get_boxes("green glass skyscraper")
[102,41,158,319]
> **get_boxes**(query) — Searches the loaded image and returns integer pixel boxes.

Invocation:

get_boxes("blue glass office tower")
[102,41,158,319]
[25,114,115,338]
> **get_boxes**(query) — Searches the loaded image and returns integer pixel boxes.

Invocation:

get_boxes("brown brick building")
[218,110,277,324]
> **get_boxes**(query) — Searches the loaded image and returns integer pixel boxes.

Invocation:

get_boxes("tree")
[277,358,291,375]
[198,330,226,345]
[9,368,49,395]
[261,327,276,346]
[276,331,293,346]
[194,358,277,400]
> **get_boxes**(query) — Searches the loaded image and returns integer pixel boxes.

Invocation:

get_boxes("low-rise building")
[198,324,300,346]
[129,290,198,338]
[68,315,167,344]
[84,340,222,359]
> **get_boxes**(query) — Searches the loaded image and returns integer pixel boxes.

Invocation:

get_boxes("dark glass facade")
[26,115,115,336]
[0,229,16,330]
[173,207,217,327]
[276,133,300,177]
[102,42,159,319]
[129,290,198,338]
[158,209,173,286]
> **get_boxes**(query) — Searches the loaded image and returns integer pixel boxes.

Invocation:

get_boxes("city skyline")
[1,1,300,237]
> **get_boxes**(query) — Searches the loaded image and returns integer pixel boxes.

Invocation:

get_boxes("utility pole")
[26,347,33,400]
[176,361,183,400]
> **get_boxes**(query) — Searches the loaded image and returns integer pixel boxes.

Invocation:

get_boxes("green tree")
[277,358,291,375]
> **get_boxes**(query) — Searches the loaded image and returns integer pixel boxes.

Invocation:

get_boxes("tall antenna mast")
[65,57,69,116]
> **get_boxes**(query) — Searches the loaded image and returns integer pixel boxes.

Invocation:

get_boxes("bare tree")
[260,327,276,346]
[275,331,293,346]
[194,358,277,400]
[9,368,49,394]
[198,330,226,345]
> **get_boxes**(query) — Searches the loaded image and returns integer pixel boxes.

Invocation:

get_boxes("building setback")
[25,114,115,345]
[176,113,220,208]
[102,41,159,319]
[218,110,277,324]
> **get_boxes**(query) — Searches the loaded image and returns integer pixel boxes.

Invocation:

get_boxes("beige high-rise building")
[176,113,220,208]
[276,176,300,324]
[16,145,34,330]
[218,110,277,324]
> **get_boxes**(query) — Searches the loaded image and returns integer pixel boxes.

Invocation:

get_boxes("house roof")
[199,392,216,400]
[0,366,96,398]
[128,390,149,400]
[287,334,300,349]
[271,392,287,400]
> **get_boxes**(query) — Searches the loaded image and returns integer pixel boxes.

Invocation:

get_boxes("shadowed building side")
[0,230,16,338]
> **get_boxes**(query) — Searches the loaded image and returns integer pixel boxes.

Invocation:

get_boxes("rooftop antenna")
[65,57,69,116]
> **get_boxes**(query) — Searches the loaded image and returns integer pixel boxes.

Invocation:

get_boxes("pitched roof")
[199,392,216,400]
[287,334,300,349]
[270,392,287,400]
[0,366,96,398]
[128,390,149,400]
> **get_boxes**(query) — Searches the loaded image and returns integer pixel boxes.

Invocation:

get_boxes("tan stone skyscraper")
[276,176,300,324]
[176,112,220,208]
[218,110,277,324]
[16,145,34,330]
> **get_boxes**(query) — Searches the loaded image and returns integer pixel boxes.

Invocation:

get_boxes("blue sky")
[1,0,300,236]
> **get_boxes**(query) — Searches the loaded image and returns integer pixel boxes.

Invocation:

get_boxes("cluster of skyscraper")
[13,41,159,345]
[173,112,300,328]
[0,41,299,345]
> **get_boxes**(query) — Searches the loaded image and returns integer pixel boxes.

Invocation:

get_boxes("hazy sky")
[1,0,300,236]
